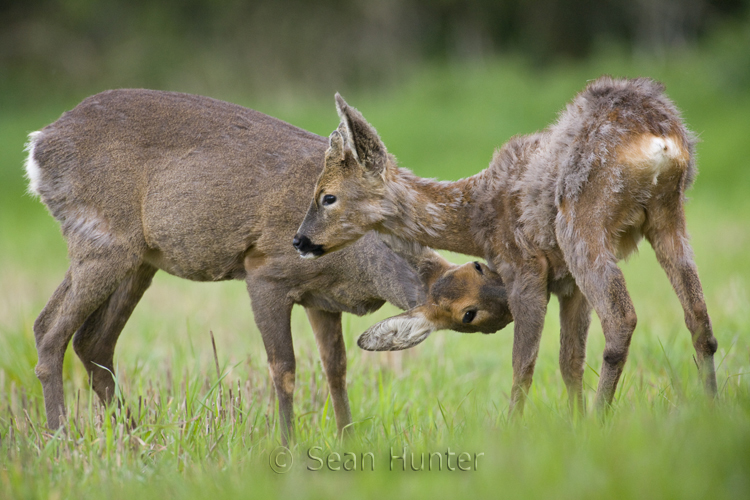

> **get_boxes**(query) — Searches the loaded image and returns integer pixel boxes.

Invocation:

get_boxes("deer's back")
[29,90,424,311]
[30,90,325,277]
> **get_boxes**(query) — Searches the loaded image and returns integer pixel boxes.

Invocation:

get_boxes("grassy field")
[1,45,749,499]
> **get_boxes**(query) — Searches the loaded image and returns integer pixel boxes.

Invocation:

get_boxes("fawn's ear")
[335,93,387,175]
[417,252,453,288]
[357,307,436,351]
[327,129,345,160]
[335,121,349,143]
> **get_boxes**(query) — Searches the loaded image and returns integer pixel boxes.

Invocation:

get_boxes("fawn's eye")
[473,261,483,275]
[322,194,337,206]
[463,310,477,324]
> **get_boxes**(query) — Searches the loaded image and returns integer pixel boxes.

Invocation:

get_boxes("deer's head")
[358,258,513,351]
[294,94,390,258]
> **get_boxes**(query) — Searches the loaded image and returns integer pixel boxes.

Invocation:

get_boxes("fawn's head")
[357,258,513,351]
[294,94,391,258]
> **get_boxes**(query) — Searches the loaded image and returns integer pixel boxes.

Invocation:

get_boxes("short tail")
[24,131,43,197]
[647,136,688,168]
[619,133,690,180]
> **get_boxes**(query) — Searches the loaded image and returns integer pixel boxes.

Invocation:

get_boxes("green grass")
[1,44,749,499]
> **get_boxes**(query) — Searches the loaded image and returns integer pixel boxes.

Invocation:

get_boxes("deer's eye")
[473,261,483,275]
[463,310,477,324]
[322,194,337,206]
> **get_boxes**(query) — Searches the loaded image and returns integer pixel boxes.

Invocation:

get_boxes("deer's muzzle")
[292,234,325,259]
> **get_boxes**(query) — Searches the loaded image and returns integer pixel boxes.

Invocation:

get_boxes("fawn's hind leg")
[557,213,637,412]
[570,259,637,413]
[34,247,141,429]
[646,208,718,396]
[305,308,353,437]
[558,285,592,415]
[72,263,157,407]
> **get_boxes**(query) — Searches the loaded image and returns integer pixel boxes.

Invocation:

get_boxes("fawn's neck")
[378,168,486,257]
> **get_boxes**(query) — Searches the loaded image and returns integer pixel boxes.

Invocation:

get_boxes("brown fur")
[357,257,512,351]
[25,90,513,444]
[296,77,718,415]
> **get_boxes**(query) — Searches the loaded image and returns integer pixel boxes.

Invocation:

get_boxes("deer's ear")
[357,307,436,351]
[335,93,387,175]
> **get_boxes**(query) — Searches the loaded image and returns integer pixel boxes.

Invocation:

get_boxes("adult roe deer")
[295,76,718,415]
[25,89,514,444]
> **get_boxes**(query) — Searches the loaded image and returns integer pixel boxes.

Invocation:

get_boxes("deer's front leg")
[305,308,353,438]
[502,258,549,418]
[246,279,296,445]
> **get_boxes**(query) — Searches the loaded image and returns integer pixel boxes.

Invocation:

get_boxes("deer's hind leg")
[558,285,592,415]
[34,243,142,429]
[72,263,157,408]
[646,202,718,396]
[305,308,353,437]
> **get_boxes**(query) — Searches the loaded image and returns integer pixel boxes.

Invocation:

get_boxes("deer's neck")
[377,168,486,257]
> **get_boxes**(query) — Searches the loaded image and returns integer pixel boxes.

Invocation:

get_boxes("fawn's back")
[473,77,697,282]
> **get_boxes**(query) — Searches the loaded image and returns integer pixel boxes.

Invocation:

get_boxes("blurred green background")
[3,0,750,104]
[1,1,750,499]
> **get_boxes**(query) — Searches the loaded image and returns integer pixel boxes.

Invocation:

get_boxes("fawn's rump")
[617,133,690,183]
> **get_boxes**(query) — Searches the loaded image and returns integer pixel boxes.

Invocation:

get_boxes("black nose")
[292,233,325,257]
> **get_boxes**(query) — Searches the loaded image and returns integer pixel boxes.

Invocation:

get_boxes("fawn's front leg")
[502,257,549,417]
[558,285,592,415]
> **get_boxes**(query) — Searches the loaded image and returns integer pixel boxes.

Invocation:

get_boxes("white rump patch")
[357,312,435,351]
[649,136,680,163]
[646,137,681,184]
[622,135,686,185]
[24,131,43,196]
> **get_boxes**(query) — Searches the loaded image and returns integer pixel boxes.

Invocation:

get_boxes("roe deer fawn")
[295,76,718,415]
[25,89,513,444]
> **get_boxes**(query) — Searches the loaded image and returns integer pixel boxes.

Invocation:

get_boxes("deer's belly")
[143,244,247,282]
